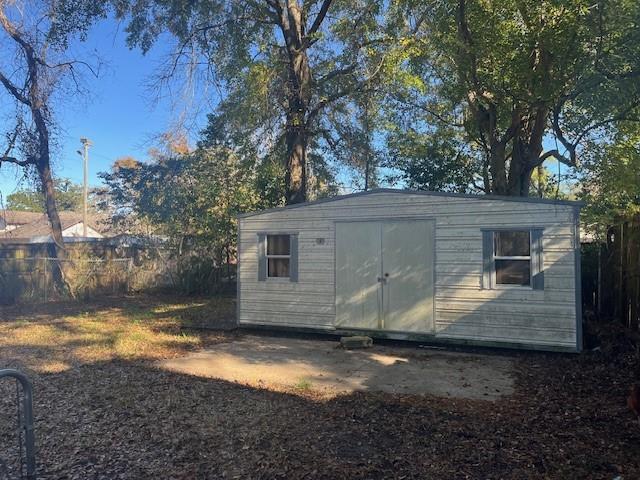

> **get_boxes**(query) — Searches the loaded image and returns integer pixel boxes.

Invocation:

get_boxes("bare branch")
[396,96,464,127]
[38,59,100,78]
[0,156,31,167]
[307,0,332,37]
[0,70,30,106]
[307,53,388,122]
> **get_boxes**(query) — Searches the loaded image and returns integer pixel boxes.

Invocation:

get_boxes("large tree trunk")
[37,160,65,248]
[506,106,547,196]
[285,120,307,204]
[488,139,508,195]
[477,105,549,197]
[279,1,314,205]
[34,127,70,295]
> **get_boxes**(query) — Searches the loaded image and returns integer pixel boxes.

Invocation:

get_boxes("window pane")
[495,231,530,257]
[495,259,530,285]
[267,235,290,255]
[268,258,290,278]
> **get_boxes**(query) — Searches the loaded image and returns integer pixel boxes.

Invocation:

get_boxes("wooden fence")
[582,216,640,331]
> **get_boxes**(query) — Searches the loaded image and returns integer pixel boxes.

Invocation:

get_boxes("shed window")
[267,234,290,278]
[257,233,299,282]
[494,231,531,285]
[482,228,544,290]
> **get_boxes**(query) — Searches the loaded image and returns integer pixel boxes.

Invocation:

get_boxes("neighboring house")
[0,210,108,243]
[237,188,583,353]
[0,211,43,233]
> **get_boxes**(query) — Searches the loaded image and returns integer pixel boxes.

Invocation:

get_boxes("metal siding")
[257,233,267,281]
[238,188,583,219]
[236,219,242,326]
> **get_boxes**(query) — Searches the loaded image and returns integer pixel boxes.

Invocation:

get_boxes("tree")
[52,0,400,204]
[393,0,640,196]
[387,125,479,193]
[580,123,640,229]
[0,0,96,292]
[7,178,85,212]
[319,87,384,191]
[100,142,283,267]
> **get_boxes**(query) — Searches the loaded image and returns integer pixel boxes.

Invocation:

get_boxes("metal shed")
[237,189,583,352]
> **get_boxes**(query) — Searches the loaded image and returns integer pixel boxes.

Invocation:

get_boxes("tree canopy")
[389,0,640,195]
[52,0,411,203]
[6,178,87,212]
[38,0,640,246]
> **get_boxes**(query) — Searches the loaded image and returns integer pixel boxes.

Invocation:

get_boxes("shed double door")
[335,220,435,333]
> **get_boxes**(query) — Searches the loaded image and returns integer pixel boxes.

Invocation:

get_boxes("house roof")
[238,188,584,219]
[0,210,45,226]
[0,211,109,240]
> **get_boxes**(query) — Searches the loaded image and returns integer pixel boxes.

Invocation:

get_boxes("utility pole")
[79,138,92,237]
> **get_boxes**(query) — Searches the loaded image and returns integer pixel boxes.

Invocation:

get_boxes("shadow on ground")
[0,356,638,480]
[0,295,639,479]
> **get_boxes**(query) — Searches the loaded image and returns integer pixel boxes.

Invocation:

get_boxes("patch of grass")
[294,378,313,391]
[0,295,233,372]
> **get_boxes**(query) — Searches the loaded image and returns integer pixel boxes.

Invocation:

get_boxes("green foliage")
[581,123,640,229]
[386,126,478,193]
[6,178,85,212]
[50,0,409,196]
[100,144,283,264]
[389,0,640,195]
[529,166,567,199]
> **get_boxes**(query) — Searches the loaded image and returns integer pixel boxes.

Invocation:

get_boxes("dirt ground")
[1,295,640,479]
[161,335,514,400]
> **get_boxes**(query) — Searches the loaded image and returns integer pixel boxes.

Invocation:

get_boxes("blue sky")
[0,17,209,200]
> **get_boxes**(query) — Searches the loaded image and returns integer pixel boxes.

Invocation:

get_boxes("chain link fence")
[0,252,177,304]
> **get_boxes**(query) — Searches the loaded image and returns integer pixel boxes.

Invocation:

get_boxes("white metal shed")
[237,189,583,352]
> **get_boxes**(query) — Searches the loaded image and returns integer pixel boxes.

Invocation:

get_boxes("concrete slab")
[160,335,515,400]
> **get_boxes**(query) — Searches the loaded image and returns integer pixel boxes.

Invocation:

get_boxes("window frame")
[266,234,291,279]
[481,227,544,291]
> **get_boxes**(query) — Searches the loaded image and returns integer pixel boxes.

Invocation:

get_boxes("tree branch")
[535,149,573,167]
[316,64,356,85]
[307,53,388,122]
[0,70,30,106]
[0,156,31,168]
[307,0,332,37]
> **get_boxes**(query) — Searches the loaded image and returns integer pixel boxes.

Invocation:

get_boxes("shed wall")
[238,192,579,350]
